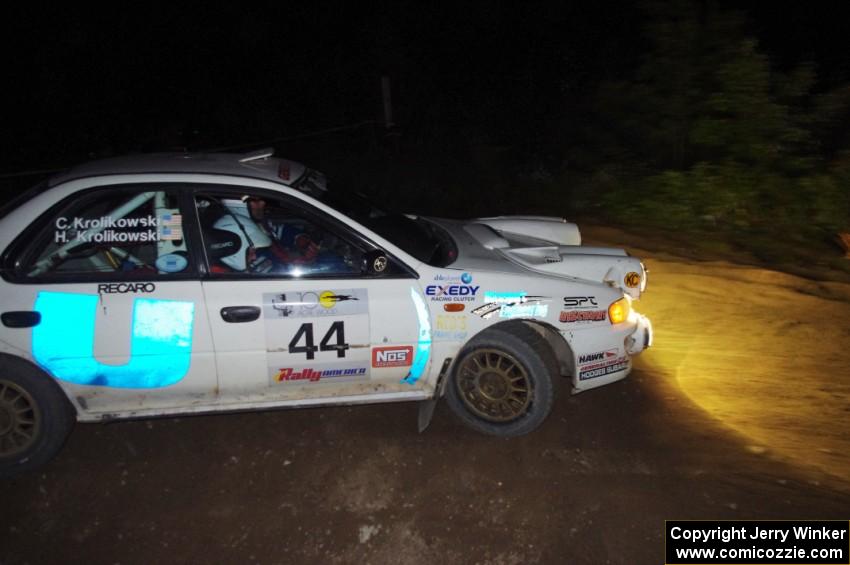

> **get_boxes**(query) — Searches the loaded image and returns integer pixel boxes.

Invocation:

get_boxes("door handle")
[1,311,41,328]
[0,310,41,328]
[220,306,261,323]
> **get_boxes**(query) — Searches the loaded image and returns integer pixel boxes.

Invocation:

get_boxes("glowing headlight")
[608,296,631,324]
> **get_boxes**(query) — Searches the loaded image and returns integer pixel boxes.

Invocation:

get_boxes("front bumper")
[625,313,653,355]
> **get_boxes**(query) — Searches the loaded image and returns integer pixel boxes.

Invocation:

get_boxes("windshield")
[294,173,457,267]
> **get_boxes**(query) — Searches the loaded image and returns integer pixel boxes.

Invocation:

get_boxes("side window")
[22,188,191,279]
[195,192,363,277]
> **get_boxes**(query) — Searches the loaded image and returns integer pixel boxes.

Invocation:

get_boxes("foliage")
[583,1,850,248]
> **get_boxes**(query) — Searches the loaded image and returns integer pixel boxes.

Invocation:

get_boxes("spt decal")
[32,291,194,388]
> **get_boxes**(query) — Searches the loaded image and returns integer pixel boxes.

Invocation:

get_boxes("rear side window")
[12,187,194,281]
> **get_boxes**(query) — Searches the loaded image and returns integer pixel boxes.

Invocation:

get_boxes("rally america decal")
[263,289,368,319]
[272,363,368,384]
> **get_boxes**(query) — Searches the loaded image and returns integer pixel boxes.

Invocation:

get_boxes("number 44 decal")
[288,321,350,360]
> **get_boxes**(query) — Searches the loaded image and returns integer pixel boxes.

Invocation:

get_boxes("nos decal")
[32,291,195,388]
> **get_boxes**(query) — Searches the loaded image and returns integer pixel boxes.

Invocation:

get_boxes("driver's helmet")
[212,198,272,271]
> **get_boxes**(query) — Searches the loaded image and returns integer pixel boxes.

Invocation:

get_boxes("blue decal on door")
[32,291,195,388]
[402,287,431,385]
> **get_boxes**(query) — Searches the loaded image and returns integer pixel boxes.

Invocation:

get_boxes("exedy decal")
[425,285,480,302]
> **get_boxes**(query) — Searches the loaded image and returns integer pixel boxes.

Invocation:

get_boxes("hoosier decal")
[579,360,629,381]
[578,354,630,381]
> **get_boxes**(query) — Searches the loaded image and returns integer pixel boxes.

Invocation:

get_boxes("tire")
[446,321,559,437]
[0,358,75,478]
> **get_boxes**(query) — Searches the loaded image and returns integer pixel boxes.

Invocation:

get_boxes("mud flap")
[417,357,452,433]
[417,398,438,433]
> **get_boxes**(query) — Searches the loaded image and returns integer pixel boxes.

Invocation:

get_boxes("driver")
[213,196,319,273]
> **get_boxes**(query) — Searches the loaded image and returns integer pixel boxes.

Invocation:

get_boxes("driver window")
[22,188,191,279]
[195,192,363,277]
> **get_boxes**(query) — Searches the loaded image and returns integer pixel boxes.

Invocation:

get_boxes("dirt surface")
[2,234,849,565]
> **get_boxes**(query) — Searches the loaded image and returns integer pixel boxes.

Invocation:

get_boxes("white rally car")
[0,149,652,475]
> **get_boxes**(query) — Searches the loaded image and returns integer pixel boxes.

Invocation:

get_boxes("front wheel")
[0,359,75,478]
[446,322,559,437]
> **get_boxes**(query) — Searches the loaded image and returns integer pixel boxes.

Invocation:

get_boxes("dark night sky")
[4,2,850,178]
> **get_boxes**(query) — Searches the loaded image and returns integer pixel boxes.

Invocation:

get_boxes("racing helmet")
[212,198,272,271]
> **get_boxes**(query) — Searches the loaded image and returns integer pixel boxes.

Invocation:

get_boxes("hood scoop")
[463,223,511,250]
[503,246,646,299]
[474,216,581,246]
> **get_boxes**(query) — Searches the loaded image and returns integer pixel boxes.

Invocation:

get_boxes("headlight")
[608,296,631,324]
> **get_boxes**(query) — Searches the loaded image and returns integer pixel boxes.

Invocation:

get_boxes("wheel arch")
[0,353,79,419]
[474,319,574,379]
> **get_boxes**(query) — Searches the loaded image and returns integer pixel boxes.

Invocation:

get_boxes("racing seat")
[197,200,242,272]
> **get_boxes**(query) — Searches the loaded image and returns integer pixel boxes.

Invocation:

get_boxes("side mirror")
[363,249,389,275]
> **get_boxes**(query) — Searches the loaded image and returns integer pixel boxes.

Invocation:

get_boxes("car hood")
[424,215,647,299]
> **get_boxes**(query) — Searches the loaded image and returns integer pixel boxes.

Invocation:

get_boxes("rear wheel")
[0,359,75,478]
[446,322,559,437]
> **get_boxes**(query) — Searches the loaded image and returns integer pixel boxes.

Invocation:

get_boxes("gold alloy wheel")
[0,379,41,457]
[456,348,532,423]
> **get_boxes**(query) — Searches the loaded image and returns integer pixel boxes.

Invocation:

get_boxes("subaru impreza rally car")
[0,149,652,475]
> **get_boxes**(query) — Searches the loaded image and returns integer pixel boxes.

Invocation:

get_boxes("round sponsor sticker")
[461,272,472,284]
[155,253,188,273]
[624,272,641,288]
[319,290,337,309]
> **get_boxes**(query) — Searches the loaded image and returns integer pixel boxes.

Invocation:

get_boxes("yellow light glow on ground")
[633,256,850,483]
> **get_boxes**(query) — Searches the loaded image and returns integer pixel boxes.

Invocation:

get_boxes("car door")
[2,184,217,416]
[193,187,426,407]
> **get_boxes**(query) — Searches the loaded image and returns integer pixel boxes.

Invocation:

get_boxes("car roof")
[48,148,308,188]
